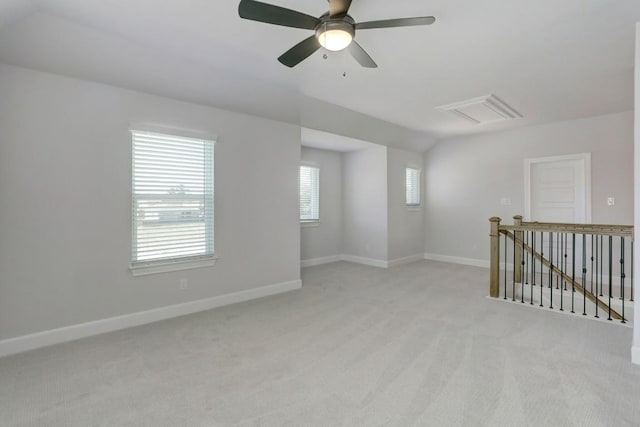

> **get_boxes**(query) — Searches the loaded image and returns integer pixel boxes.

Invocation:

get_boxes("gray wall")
[300,147,343,261]
[387,147,425,261]
[424,111,634,263]
[343,147,388,262]
[0,64,301,340]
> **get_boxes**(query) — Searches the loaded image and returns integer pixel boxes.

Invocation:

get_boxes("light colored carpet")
[1,260,639,426]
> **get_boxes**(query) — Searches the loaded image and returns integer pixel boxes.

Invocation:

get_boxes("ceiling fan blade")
[355,16,435,30]
[239,0,320,30]
[348,41,377,68]
[329,0,353,18]
[278,36,321,67]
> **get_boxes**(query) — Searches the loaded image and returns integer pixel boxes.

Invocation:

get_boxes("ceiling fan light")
[318,29,353,51]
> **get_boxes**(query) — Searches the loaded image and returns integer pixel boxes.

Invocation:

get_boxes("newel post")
[513,215,523,284]
[489,217,502,298]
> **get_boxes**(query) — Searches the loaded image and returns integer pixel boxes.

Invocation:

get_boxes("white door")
[525,154,591,280]
[526,154,591,223]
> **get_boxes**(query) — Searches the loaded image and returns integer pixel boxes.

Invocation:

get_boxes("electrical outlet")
[179,278,188,290]
[500,197,512,206]
[607,197,615,206]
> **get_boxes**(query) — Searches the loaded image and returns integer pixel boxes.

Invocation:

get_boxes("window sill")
[301,221,320,228]
[406,206,422,212]
[130,256,218,277]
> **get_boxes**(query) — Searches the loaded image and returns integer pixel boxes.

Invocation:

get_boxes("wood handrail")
[501,229,623,320]
[500,222,633,238]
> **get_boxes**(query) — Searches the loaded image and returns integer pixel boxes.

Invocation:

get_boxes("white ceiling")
[0,0,639,151]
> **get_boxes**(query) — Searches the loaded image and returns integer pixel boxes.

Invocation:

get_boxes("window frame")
[129,129,217,276]
[299,163,320,224]
[405,167,422,208]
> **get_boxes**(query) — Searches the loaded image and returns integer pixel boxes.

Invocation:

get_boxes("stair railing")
[489,216,634,323]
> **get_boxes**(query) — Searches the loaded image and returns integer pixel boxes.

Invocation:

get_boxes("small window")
[406,167,421,207]
[300,165,319,222]
[131,130,215,271]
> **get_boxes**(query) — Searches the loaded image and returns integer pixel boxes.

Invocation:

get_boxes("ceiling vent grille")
[437,94,522,125]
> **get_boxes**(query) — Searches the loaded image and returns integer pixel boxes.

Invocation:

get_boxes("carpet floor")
[1,260,639,426]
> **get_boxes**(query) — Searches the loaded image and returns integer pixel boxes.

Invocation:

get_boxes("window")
[300,165,319,222]
[131,130,215,274]
[406,167,421,207]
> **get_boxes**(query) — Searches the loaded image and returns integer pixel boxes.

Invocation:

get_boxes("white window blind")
[300,165,319,221]
[131,130,214,267]
[406,167,421,206]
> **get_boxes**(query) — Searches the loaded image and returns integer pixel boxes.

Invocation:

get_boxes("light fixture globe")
[315,15,355,52]
[318,29,353,51]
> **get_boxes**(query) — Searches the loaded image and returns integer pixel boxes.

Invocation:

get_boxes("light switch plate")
[607,197,615,206]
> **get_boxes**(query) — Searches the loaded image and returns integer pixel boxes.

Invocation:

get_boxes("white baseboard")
[0,279,302,358]
[301,255,342,267]
[341,254,389,269]
[388,254,424,268]
[632,346,640,365]
[301,254,396,269]
[423,253,489,269]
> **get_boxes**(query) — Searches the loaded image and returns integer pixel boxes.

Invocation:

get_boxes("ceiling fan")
[238,0,436,68]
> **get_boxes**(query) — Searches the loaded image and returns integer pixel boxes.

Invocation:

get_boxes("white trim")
[632,346,640,365]
[424,253,489,268]
[524,153,592,223]
[300,221,320,228]
[301,255,342,267]
[129,123,217,141]
[302,254,423,269]
[388,254,424,268]
[130,256,218,276]
[0,279,301,358]
[341,254,389,268]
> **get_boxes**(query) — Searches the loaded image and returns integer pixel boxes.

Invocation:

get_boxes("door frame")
[524,153,592,223]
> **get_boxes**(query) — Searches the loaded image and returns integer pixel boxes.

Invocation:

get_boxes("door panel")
[530,159,586,223]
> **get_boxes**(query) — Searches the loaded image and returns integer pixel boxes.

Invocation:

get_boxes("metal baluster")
[512,232,516,302]
[521,230,525,304]
[593,234,602,319]
[564,233,568,291]
[582,234,587,316]
[525,231,529,285]
[556,232,560,290]
[531,231,535,305]
[560,233,564,311]
[504,232,508,300]
[590,235,594,294]
[540,232,544,307]
[549,232,554,309]
[571,233,576,314]
[620,237,625,301]
[621,237,626,324]
[608,236,613,321]
[600,236,604,297]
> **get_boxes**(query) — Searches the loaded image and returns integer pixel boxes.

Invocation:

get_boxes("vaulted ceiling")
[1,0,639,150]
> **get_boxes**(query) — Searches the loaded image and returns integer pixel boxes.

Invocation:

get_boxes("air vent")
[437,94,522,125]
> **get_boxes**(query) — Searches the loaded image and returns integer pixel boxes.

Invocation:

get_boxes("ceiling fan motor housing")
[315,13,355,50]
